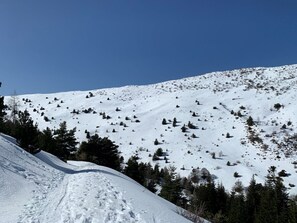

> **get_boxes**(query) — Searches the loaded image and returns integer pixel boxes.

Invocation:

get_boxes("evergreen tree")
[255,167,279,223]
[264,166,289,222]
[215,183,228,216]
[142,162,157,193]
[0,96,6,131]
[38,127,59,156]
[0,97,5,119]
[124,156,144,184]
[247,116,254,126]
[14,110,39,150]
[152,164,160,182]
[54,121,78,160]
[77,134,121,170]
[275,176,289,223]
[191,181,217,218]
[188,121,196,129]
[137,161,158,193]
[0,82,6,132]
[173,117,177,127]
[228,192,246,223]
[190,188,207,219]
[181,124,187,133]
[255,186,278,223]
[288,197,297,223]
[159,166,182,204]
[245,176,262,223]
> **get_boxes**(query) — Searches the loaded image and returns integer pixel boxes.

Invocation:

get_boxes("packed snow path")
[20,161,143,223]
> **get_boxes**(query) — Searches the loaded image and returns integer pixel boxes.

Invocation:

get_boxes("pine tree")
[188,121,196,129]
[228,192,246,223]
[124,156,144,184]
[38,127,59,156]
[275,176,289,223]
[215,183,228,215]
[255,167,279,223]
[288,197,297,223]
[159,166,182,204]
[255,186,278,223]
[142,162,157,193]
[247,116,254,126]
[0,96,6,131]
[173,117,177,127]
[181,124,187,133]
[191,181,217,217]
[54,121,78,160]
[246,176,262,223]
[265,166,289,222]
[77,134,121,170]
[15,110,39,149]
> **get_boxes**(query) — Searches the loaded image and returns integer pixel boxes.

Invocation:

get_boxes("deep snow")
[0,134,198,223]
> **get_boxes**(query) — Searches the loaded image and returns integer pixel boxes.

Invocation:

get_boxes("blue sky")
[0,0,297,96]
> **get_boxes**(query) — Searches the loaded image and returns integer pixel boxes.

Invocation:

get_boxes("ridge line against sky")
[1,0,297,96]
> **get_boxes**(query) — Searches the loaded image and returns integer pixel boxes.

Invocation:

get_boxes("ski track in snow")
[19,163,143,223]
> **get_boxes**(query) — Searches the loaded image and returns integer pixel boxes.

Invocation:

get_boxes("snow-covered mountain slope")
[0,134,196,223]
[7,64,297,194]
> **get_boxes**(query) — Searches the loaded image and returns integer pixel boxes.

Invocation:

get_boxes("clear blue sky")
[1,0,297,96]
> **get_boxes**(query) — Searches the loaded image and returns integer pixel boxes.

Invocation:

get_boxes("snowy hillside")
[0,133,197,223]
[6,64,297,194]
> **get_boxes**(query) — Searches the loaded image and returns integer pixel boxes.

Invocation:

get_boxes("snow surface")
[5,64,297,195]
[0,134,198,223]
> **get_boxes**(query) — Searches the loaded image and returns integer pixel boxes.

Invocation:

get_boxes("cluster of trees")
[187,169,297,223]
[38,122,78,160]
[0,96,6,129]
[124,156,158,193]
[1,110,79,160]
[0,92,122,169]
[125,155,297,223]
[77,133,122,171]
[1,108,122,169]
[123,157,184,204]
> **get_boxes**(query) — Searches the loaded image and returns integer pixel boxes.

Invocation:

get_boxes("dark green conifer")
[54,121,78,159]
[15,110,39,149]
[160,166,182,204]
[77,134,121,170]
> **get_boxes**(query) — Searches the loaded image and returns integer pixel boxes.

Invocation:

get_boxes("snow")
[0,134,197,223]
[2,64,297,221]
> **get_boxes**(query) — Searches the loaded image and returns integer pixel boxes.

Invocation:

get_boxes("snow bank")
[0,135,199,222]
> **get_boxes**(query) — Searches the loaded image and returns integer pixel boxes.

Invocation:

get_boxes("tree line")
[124,157,297,223]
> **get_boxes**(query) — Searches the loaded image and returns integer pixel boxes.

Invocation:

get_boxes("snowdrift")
[0,134,199,223]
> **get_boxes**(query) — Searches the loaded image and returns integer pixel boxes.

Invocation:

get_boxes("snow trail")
[19,161,143,223]
[0,128,200,223]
